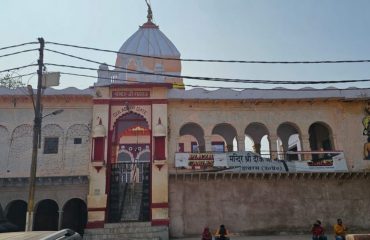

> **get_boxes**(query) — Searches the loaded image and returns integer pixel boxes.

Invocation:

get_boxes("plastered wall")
[169,176,370,237]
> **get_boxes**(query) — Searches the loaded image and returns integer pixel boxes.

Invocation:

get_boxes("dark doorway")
[33,199,58,231]
[5,200,27,231]
[61,198,87,235]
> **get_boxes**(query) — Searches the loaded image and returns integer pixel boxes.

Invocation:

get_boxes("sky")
[1,0,370,90]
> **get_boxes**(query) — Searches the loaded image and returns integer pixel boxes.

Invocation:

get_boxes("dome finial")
[145,0,153,22]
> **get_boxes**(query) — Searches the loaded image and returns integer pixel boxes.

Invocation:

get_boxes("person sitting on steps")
[311,220,327,240]
[201,226,212,240]
[215,224,230,240]
[334,218,347,240]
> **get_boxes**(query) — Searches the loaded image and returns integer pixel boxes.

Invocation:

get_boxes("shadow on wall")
[0,204,19,233]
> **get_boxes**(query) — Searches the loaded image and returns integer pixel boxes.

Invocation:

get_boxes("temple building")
[0,6,370,239]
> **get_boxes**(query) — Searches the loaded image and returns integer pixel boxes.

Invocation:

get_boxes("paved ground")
[173,234,334,240]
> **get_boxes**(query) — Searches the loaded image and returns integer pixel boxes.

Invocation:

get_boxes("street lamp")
[42,109,64,118]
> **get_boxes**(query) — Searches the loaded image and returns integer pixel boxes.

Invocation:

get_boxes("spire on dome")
[145,0,153,22]
[141,0,158,28]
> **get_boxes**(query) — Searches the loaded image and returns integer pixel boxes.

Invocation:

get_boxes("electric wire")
[0,42,38,51]
[59,72,370,91]
[46,41,370,64]
[0,72,36,80]
[0,48,38,59]
[45,62,370,85]
[0,64,38,74]
[59,71,269,90]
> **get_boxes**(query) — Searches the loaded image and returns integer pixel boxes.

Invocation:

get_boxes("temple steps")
[83,222,168,240]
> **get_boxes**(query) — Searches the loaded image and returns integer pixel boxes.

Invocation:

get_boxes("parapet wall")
[169,172,370,237]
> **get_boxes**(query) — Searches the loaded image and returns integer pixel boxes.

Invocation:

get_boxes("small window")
[44,137,59,154]
[74,138,82,144]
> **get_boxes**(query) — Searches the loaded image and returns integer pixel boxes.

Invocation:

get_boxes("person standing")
[334,218,347,240]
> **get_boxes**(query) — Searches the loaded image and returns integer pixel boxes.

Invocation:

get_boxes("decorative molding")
[86,221,105,229]
[151,219,169,226]
[93,99,168,105]
[0,176,88,187]
[151,202,168,208]
[88,207,106,212]
[153,160,166,171]
[169,171,370,182]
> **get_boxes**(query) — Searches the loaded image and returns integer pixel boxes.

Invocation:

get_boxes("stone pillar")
[58,210,63,230]
[301,134,311,161]
[253,143,261,155]
[204,135,212,152]
[237,135,245,152]
[269,134,279,160]
[151,104,169,227]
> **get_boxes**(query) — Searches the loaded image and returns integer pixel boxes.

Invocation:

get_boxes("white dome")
[113,20,183,87]
[118,22,180,58]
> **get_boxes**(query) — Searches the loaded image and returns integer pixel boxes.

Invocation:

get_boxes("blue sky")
[1,0,370,89]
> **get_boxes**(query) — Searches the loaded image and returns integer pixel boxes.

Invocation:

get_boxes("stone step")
[86,226,167,234]
[84,234,161,240]
[87,237,159,240]
[84,230,167,240]
[105,221,152,228]
[84,224,167,234]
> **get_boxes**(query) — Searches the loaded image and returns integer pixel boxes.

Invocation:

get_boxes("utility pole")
[26,37,44,232]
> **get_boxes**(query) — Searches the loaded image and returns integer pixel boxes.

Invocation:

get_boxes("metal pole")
[25,37,44,232]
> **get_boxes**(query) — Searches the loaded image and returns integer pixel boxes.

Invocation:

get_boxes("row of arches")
[1,198,87,234]
[178,121,334,159]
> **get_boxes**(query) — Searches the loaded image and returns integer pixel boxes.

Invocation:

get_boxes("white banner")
[175,152,348,173]
[286,153,347,172]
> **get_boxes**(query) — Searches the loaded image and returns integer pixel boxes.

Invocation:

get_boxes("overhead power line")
[59,71,370,91]
[45,62,370,85]
[0,49,38,59]
[59,71,270,90]
[44,49,370,84]
[0,64,38,74]
[0,72,36,79]
[46,41,370,64]
[0,42,38,51]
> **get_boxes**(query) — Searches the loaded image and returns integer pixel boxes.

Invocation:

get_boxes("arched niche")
[179,122,205,152]
[34,199,59,231]
[245,122,270,155]
[211,123,237,152]
[61,198,87,235]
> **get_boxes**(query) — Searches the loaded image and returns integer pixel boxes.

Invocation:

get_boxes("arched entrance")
[5,200,27,231]
[33,199,59,231]
[108,112,151,222]
[61,198,87,235]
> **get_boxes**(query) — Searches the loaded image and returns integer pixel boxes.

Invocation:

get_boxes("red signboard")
[112,90,150,98]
